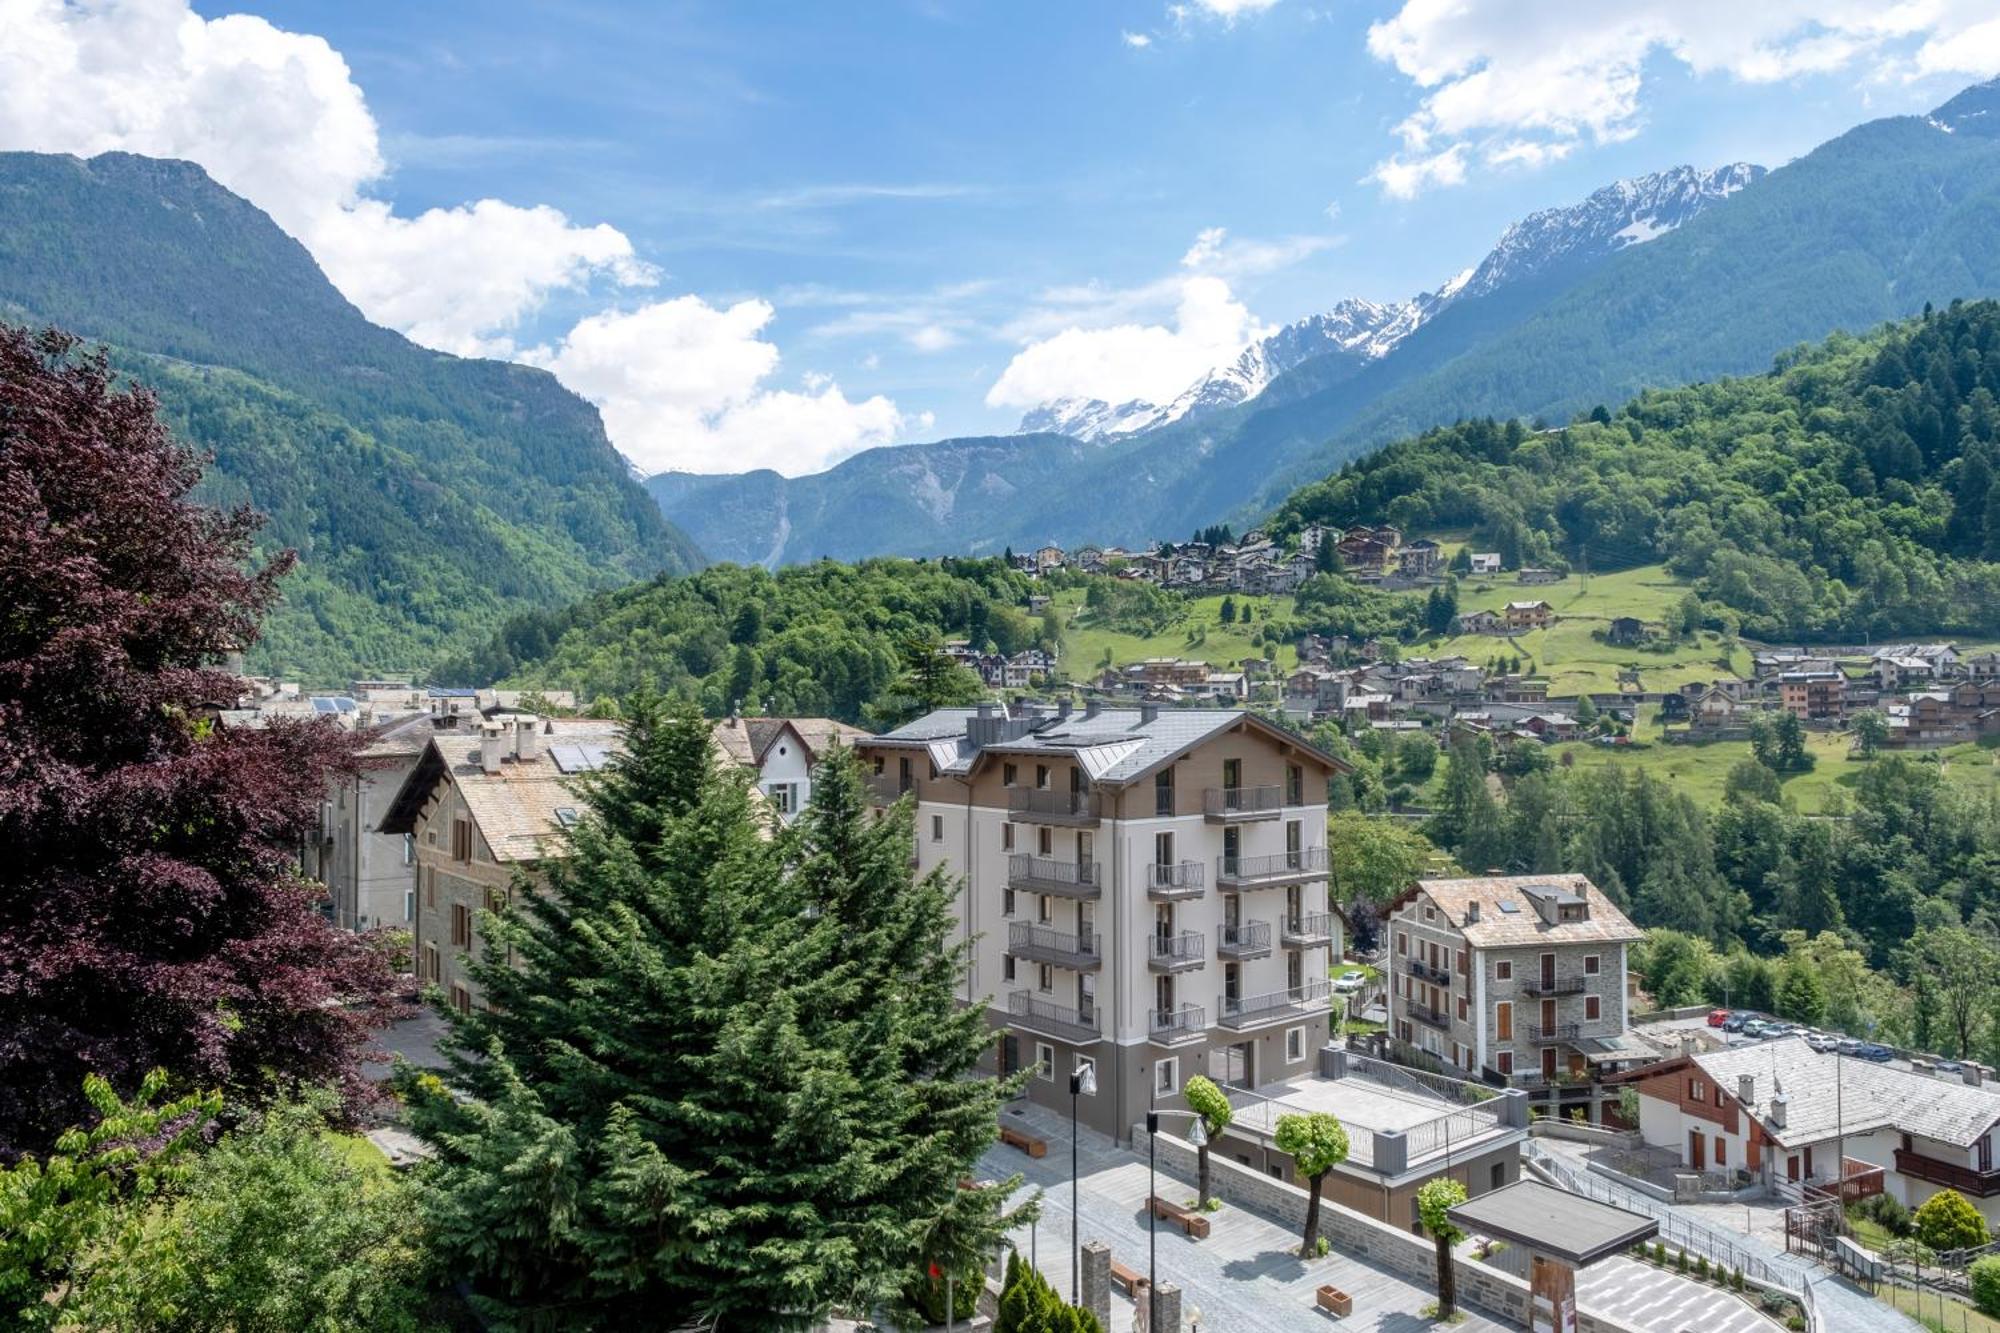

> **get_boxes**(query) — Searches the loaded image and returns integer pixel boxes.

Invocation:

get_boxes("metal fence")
[1525,1141,1802,1292]
[1405,1104,1503,1160]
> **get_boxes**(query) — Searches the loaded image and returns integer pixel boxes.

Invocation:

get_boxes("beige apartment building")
[1385,875,1646,1120]
[854,701,1345,1141]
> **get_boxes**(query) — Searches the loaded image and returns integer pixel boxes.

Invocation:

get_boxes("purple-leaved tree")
[0,326,400,1157]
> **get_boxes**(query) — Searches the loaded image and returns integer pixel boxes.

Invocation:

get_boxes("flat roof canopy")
[1447,1180,1657,1267]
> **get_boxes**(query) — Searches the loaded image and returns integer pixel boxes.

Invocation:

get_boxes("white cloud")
[1362,0,2000,196]
[1122,30,1154,49]
[526,298,904,476]
[1176,0,1280,20]
[0,0,915,473]
[0,0,653,355]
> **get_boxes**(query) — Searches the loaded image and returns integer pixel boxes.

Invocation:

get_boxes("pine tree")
[404,699,1023,1327]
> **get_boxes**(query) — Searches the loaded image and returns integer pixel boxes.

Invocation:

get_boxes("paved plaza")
[982,1103,1792,1333]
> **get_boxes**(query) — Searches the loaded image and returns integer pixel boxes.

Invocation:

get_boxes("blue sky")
[5,2,1998,475]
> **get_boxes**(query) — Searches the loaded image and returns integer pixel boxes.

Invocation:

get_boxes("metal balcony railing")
[1007,921,1101,971]
[1147,930,1205,971]
[1147,860,1206,900]
[1219,979,1331,1029]
[1406,957,1452,986]
[1203,785,1283,821]
[1217,845,1328,888]
[1216,920,1272,959]
[1526,1022,1580,1044]
[1520,973,1588,997]
[1406,999,1453,1030]
[864,771,909,804]
[1281,912,1336,947]
[1008,788,1100,825]
[1149,1004,1206,1045]
[1007,990,1100,1044]
[1006,854,1100,899]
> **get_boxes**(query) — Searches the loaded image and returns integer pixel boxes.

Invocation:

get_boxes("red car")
[1706,1009,1731,1027]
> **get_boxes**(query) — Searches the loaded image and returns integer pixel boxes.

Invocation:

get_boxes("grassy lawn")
[330,1131,391,1177]
[1054,588,1298,674]
[1878,1280,2000,1333]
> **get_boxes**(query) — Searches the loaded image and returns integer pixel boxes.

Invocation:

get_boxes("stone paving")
[982,1103,1799,1333]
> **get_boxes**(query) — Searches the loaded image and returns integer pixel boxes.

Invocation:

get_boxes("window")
[1035,1043,1055,1081]
[1038,827,1053,856]
[1037,895,1053,925]
[1156,1058,1179,1094]
[1073,1055,1097,1087]
[1715,1139,1727,1167]
[450,983,471,1015]
[1457,996,1468,1022]
[1154,831,1174,869]
[931,814,944,842]
[451,818,473,863]
[1688,1078,1706,1101]
[1423,905,1436,922]
[422,943,439,983]
[1457,949,1469,975]
[1396,931,1408,956]
[403,889,414,923]
[1492,1162,1507,1191]
[1286,763,1303,805]
[769,783,797,816]
[1154,769,1173,817]
[1495,960,1512,981]
[1002,956,1016,983]
[1497,1051,1513,1076]
[1585,995,1601,1021]
[450,903,473,948]
[402,833,415,865]
[1037,963,1053,993]
[1495,1001,1513,1041]
[1584,954,1601,975]
[1003,888,1016,916]
[1035,764,1049,790]
[1002,823,1015,851]
[483,886,505,914]
[1003,763,1018,787]
[1285,1026,1306,1063]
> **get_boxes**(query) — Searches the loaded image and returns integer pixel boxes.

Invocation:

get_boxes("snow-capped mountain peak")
[1015,161,1764,443]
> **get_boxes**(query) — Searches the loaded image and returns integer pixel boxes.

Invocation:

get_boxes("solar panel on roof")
[549,745,589,773]
[580,744,615,770]
[1497,900,1520,914]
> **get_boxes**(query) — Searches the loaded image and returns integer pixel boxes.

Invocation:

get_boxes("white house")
[710,716,872,821]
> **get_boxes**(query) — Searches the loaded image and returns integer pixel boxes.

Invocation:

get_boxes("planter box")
[1316,1284,1353,1317]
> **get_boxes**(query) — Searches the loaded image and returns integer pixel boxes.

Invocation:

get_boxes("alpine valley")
[651,79,2000,567]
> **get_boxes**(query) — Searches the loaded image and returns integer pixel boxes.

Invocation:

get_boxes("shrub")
[1732,1267,1745,1292]
[1695,1255,1709,1279]
[1676,1249,1689,1273]
[1653,1241,1667,1264]
[1914,1190,1990,1253]
[1854,1192,1914,1238]
[1971,1255,2000,1318]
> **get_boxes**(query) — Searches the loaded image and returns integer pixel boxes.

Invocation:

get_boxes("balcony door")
[1155,974,1176,1017]
[1076,831,1093,872]
[1287,951,1304,991]
[1153,903,1173,946]
[1077,973,1096,1023]
[1541,1046,1557,1081]
[1285,819,1302,868]
[1541,998,1557,1032]
[1155,831,1174,874]
[1077,901,1095,946]
[1540,952,1556,991]
[1221,1040,1253,1089]
[1223,893,1241,933]
[1223,757,1242,793]
[1285,884,1302,925]
[1223,826,1240,867]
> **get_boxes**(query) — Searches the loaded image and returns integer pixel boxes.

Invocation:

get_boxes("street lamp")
[1070,1062,1097,1304]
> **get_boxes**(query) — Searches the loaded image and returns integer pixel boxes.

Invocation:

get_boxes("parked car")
[1857,1043,1894,1062]
[1741,1019,1770,1038]
[1933,1060,1965,1075]
[1706,1009,1731,1028]
[1722,1013,1751,1033]
[1333,970,1367,994]
[1805,1033,1840,1053]
[1837,1038,1866,1056]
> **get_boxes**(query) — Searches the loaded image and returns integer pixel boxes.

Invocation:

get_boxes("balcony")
[1008,788,1100,826]
[1007,990,1101,1044]
[1149,1004,1207,1046]
[1147,860,1206,901]
[864,770,911,805]
[1520,973,1588,997]
[1217,846,1328,890]
[1147,930,1206,973]
[1895,1149,2000,1198]
[1203,785,1283,823]
[1406,999,1453,1030]
[1007,854,1100,900]
[1219,979,1331,1030]
[1007,921,1101,973]
[1281,912,1336,948]
[1405,957,1452,987]
[1216,920,1273,960]
[1525,1023,1580,1044]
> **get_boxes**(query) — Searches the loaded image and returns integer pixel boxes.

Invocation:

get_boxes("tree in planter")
[404,701,1025,1327]
[0,327,400,1155]
[1183,1075,1234,1209]
[1416,1177,1467,1319]
[1274,1111,1350,1257]
[1913,1188,1990,1253]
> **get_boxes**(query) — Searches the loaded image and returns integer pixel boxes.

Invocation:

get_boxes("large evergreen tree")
[405,697,1020,1328]
[0,326,398,1156]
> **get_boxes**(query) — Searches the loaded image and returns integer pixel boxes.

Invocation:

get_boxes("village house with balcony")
[1617,1037,2000,1224]
[853,701,1344,1142]
[1385,875,1647,1122]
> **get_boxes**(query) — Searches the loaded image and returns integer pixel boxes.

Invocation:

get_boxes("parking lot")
[1635,1010,1993,1086]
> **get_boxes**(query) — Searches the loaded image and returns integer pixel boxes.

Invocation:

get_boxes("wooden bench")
[1109,1260,1141,1297]
[998,1125,1047,1158]
[1148,1194,1211,1239]
[1315,1283,1353,1318]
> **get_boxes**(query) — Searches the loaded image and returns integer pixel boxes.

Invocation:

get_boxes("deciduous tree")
[1274,1111,1349,1257]
[1416,1177,1468,1318]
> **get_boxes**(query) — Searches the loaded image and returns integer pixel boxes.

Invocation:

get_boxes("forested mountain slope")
[1274,301,2000,639]
[0,151,700,680]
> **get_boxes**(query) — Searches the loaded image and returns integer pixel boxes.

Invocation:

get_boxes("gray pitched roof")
[1692,1038,2000,1149]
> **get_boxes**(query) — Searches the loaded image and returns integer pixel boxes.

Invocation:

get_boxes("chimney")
[1966,1065,1985,1088]
[1464,901,1480,925]
[1083,699,1102,720]
[1139,702,1159,724]
[479,721,504,775]
[1057,697,1072,720]
[1738,1073,1756,1107]
[1769,1077,1788,1130]
[514,716,541,762]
